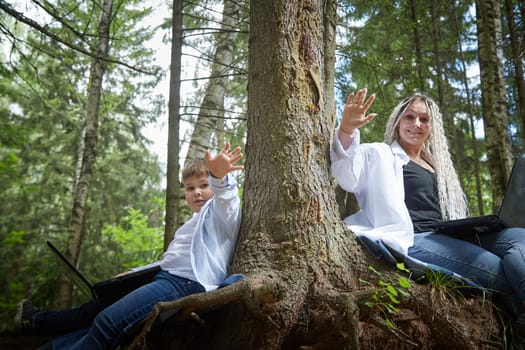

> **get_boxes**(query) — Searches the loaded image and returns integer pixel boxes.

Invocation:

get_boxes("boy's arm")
[205,143,243,229]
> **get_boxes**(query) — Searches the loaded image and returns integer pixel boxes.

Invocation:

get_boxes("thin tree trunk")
[475,0,513,210]
[58,0,113,308]
[452,4,484,214]
[430,0,445,109]
[504,0,525,146]
[520,0,525,48]
[164,0,183,248]
[408,0,425,92]
[184,0,243,165]
[175,0,243,244]
[430,0,463,185]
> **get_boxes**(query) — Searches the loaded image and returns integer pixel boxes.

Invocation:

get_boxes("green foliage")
[0,0,166,329]
[102,202,164,269]
[362,264,412,329]
[422,269,474,301]
[2,230,26,247]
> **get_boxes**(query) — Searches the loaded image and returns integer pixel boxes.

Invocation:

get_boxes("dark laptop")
[47,241,161,305]
[431,157,525,236]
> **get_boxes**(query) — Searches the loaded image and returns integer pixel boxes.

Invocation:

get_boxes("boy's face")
[184,174,213,213]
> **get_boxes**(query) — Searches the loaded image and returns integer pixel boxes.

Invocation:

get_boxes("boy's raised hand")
[205,144,244,179]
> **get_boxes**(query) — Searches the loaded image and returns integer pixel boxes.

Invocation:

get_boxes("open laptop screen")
[46,241,96,299]
[499,157,525,228]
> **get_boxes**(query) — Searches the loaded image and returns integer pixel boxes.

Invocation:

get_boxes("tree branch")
[0,1,156,75]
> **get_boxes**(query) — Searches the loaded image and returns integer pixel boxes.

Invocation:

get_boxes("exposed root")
[128,276,281,349]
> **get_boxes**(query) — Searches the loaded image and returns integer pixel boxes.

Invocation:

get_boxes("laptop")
[47,241,161,305]
[431,157,525,236]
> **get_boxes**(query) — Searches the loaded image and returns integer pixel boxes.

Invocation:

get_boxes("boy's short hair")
[182,158,208,182]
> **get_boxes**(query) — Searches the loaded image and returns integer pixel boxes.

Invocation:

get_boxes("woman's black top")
[403,161,442,232]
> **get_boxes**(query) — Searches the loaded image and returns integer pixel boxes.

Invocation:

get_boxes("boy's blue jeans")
[33,270,205,349]
[408,227,525,314]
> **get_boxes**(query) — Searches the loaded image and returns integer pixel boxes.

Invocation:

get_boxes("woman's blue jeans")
[408,227,525,314]
[34,270,205,349]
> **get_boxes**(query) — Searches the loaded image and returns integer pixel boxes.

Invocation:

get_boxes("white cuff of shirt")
[209,173,229,188]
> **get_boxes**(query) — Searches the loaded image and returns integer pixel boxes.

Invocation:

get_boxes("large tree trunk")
[58,0,112,308]
[475,0,513,210]
[164,0,183,248]
[212,0,363,347]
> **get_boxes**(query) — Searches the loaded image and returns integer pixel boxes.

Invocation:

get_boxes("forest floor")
[358,285,525,350]
[2,287,525,349]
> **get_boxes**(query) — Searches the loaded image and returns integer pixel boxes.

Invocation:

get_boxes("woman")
[330,88,525,320]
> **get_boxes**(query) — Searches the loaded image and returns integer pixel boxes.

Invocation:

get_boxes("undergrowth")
[361,262,412,329]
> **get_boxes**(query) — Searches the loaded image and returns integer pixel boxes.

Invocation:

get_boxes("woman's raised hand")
[339,88,377,136]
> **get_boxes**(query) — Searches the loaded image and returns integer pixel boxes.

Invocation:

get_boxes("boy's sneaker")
[14,299,39,334]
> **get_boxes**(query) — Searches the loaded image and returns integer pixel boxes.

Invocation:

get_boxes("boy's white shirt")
[330,128,414,255]
[132,174,241,291]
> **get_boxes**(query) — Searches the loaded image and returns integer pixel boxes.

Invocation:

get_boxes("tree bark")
[164,0,183,248]
[475,0,513,210]
[58,0,112,308]
[224,0,364,348]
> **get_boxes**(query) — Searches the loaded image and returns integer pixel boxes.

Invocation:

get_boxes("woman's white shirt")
[330,128,414,255]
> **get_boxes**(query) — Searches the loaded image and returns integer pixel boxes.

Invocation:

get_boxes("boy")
[15,143,244,350]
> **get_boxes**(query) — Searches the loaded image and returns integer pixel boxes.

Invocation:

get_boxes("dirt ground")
[359,286,525,350]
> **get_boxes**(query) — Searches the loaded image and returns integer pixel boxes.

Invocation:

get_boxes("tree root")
[128,276,281,350]
[128,275,414,349]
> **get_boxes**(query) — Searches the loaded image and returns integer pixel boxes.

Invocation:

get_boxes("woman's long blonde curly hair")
[384,94,468,220]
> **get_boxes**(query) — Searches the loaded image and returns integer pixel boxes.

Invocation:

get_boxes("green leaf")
[385,303,400,314]
[368,265,380,276]
[396,262,410,273]
[398,276,411,289]
[386,284,398,296]
[2,230,26,246]
[385,318,397,329]
[387,293,400,304]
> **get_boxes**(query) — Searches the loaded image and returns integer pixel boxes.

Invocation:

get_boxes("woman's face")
[397,100,431,151]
